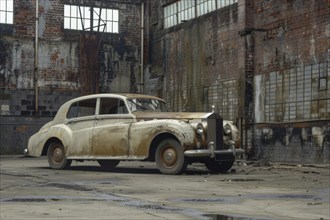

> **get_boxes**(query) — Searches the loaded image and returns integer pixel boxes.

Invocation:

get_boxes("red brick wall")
[251,0,330,163]
[253,0,329,73]
[0,0,143,116]
[146,0,329,163]
[14,0,36,37]
[0,0,143,93]
[0,0,144,154]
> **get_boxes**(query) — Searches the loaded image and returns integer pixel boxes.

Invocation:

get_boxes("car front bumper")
[184,141,244,158]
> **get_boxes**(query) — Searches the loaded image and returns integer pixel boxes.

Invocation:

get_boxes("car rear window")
[67,99,97,119]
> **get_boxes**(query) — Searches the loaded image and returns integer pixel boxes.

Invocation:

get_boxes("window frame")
[178,0,195,23]
[99,98,129,115]
[66,98,97,119]
[196,0,216,17]
[0,0,13,24]
[164,2,177,29]
[64,4,119,33]
[92,7,119,33]
[164,0,238,29]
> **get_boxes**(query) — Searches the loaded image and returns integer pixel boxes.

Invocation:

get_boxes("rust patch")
[15,125,28,133]
[50,50,60,63]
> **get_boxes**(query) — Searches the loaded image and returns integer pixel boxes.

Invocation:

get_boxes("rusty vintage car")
[25,93,244,174]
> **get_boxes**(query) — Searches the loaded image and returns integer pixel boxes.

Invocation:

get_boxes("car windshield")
[127,98,170,112]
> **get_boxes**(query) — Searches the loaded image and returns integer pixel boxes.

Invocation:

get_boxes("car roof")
[52,93,166,124]
[68,93,165,103]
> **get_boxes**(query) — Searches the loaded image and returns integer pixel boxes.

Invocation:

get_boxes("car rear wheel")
[47,142,72,169]
[204,159,234,173]
[155,139,187,175]
[98,160,120,170]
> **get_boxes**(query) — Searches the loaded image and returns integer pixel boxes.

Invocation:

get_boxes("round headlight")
[224,124,232,135]
[196,123,204,135]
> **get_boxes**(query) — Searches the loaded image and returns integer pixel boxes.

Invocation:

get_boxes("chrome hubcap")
[53,147,63,163]
[163,147,177,166]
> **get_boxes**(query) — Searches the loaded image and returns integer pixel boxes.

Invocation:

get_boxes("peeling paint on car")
[26,93,243,174]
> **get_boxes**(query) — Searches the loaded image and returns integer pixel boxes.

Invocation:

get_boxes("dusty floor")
[0,156,329,220]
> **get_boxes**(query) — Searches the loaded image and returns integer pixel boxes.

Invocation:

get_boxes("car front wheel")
[47,142,72,170]
[155,139,187,175]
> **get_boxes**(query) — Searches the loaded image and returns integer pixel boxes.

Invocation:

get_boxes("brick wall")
[148,2,242,120]
[0,0,143,153]
[147,0,329,163]
[253,0,329,73]
[1,0,143,92]
[251,0,330,163]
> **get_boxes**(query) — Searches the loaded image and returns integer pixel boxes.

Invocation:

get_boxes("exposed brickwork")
[1,0,143,95]
[0,89,79,116]
[250,0,330,163]
[39,0,64,39]
[253,0,329,72]
[14,1,36,38]
[0,0,143,153]
[148,3,241,118]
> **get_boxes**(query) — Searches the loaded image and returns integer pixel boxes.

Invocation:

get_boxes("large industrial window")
[217,0,236,8]
[197,0,216,16]
[64,5,119,33]
[0,0,13,24]
[178,0,195,23]
[164,3,177,28]
[93,7,118,33]
[254,62,330,123]
[164,0,237,29]
[64,5,90,30]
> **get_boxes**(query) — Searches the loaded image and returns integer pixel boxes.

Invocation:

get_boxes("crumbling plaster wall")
[98,0,143,93]
[1,0,81,119]
[0,38,80,91]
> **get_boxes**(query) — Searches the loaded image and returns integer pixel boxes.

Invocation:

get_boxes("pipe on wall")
[140,2,144,93]
[34,0,39,115]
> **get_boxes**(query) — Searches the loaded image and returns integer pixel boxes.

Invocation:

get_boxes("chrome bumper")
[184,142,244,158]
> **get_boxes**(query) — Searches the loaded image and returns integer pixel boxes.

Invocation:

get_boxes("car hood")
[132,112,213,120]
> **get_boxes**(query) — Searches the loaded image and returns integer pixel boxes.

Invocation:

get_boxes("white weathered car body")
[25,93,243,174]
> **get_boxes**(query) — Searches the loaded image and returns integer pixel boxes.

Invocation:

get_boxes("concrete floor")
[0,156,329,220]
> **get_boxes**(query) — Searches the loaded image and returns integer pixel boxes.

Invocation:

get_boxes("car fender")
[128,119,196,157]
[45,124,73,154]
[27,124,73,157]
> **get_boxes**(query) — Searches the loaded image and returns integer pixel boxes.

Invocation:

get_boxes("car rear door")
[65,98,97,157]
[91,97,134,158]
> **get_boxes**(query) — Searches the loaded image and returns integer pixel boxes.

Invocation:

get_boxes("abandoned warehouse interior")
[0,0,329,164]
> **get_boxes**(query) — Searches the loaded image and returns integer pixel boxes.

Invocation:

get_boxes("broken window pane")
[64,4,118,33]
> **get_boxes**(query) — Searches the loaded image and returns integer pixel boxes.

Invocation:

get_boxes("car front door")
[91,97,134,158]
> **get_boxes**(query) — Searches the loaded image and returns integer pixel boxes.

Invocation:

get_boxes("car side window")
[67,98,97,119]
[100,98,128,115]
